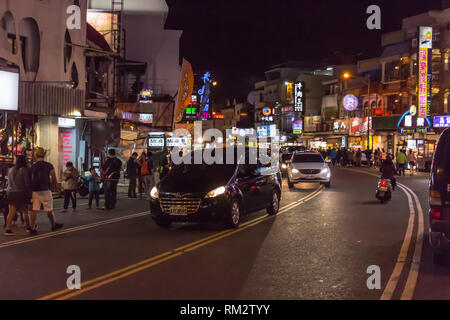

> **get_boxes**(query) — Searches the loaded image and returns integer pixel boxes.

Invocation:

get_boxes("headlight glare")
[150,186,159,199]
[205,186,226,198]
[291,168,299,174]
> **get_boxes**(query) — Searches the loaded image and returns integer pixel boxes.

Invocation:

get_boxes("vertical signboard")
[286,82,293,100]
[417,26,432,118]
[294,82,305,113]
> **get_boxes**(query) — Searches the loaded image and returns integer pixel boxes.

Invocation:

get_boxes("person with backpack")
[141,151,154,198]
[29,147,63,235]
[4,155,31,236]
[102,149,122,210]
[62,161,79,212]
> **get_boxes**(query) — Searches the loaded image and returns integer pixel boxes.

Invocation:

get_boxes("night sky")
[165,0,443,102]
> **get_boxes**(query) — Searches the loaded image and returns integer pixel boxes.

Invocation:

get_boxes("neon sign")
[198,72,212,112]
[418,26,432,117]
[294,82,304,112]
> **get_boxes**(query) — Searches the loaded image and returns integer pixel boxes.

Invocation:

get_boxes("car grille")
[159,195,201,214]
[299,169,321,174]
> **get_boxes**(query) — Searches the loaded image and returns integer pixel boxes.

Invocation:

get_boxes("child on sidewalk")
[86,167,101,209]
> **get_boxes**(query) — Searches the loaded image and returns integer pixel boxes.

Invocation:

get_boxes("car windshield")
[292,154,324,163]
[281,154,292,162]
[171,163,237,182]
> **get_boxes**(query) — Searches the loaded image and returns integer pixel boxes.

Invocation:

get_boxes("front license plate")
[306,175,315,179]
[169,206,187,216]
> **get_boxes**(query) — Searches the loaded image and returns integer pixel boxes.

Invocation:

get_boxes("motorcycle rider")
[380,156,397,191]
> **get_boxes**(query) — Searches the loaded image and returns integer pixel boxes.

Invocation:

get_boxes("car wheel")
[323,181,331,188]
[287,177,294,189]
[433,252,448,266]
[153,218,171,228]
[224,200,240,229]
[267,191,280,215]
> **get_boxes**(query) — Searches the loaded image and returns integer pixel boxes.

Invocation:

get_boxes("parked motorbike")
[375,179,392,204]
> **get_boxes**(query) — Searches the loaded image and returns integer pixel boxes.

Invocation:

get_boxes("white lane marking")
[341,168,422,300]
[0,211,149,249]
[0,187,320,249]
[400,184,425,300]
[380,185,415,300]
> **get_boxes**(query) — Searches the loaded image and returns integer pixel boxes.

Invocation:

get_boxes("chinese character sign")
[294,82,304,113]
[433,116,450,128]
[417,26,432,118]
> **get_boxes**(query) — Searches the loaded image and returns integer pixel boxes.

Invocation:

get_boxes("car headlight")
[150,186,159,199]
[281,164,287,169]
[205,186,226,198]
[321,167,329,174]
[291,168,299,174]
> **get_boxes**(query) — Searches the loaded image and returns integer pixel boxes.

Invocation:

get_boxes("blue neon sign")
[198,72,212,112]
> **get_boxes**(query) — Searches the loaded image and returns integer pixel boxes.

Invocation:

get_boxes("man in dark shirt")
[102,148,122,210]
[126,152,138,198]
[29,147,63,234]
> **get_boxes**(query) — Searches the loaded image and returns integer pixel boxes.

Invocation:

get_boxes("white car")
[287,151,331,188]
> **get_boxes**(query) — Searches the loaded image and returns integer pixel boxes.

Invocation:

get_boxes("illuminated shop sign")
[0,70,19,111]
[58,117,76,128]
[286,82,293,100]
[257,124,277,138]
[139,113,153,124]
[294,82,305,112]
[293,120,303,135]
[417,26,432,118]
[166,137,190,147]
[198,72,212,112]
[433,115,450,128]
[213,113,224,119]
[138,89,153,103]
[343,94,359,111]
[281,106,294,113]
[148,138,165,147]
[261,107,274,122]
[333,119,349,133]
[349,117,371,136]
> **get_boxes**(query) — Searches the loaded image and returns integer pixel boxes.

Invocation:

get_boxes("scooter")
[375,179,392,204]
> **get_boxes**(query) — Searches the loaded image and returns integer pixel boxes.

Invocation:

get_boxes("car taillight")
[380,181,387,187]
[429,190,442,207]
[430,207,442,220]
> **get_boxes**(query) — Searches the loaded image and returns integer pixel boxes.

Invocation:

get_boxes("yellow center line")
[38,186,324,300]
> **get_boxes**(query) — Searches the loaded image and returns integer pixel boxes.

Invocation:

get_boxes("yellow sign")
[286,82,293,100]
[174,59,194,123]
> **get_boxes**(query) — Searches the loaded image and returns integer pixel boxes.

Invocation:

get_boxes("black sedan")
[149,150,282,228]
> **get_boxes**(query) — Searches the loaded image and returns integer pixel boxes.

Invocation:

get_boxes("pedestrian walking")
[86,167,101,209]
[396,148,407,176]
[29,147,63,235]
[158,149,170,180]
[126,152,138,198]
[407,149,417,176]
[140,152,154,197]
[62,162,79,212]
[137,152,145,198]
[4,155,31,236]
[102,148,122,210]
[330,148,337,166]
[355,148,362,167]
[347,149,354,167]
[365,148,373,167]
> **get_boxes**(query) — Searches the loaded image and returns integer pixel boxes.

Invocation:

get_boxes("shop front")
[397,114,437,171]
[348,117,372,150]
[331,119,349,148]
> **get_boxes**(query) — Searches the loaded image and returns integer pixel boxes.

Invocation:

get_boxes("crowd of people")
[2,146,172,237]
[315,146,417,176]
